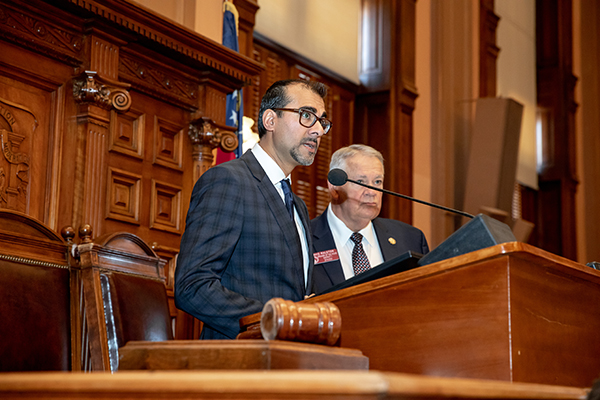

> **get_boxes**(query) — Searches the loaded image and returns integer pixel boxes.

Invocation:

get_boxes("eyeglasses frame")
[272,107,332,134]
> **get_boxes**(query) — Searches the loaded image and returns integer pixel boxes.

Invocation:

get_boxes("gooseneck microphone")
[327,168,474,219]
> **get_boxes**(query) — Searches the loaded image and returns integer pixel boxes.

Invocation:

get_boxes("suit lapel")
[374,218,403,261]
[242,151,305,291]
[312,213,346,286]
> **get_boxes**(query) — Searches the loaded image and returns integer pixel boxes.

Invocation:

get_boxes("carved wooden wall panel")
[106,167,141,225]
[109,109,144,159]
[0,44,72,225]
[102,90,190,251]
[150,179,182,235]
[153,116,184,171]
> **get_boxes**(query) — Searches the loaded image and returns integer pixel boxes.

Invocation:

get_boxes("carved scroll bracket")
[73,71,132,112]
[188,117,238,181]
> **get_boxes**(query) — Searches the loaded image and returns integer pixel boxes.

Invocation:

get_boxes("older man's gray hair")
[329,144,384,171]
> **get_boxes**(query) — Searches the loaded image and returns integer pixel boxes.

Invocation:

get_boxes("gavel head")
[260,298,342,346]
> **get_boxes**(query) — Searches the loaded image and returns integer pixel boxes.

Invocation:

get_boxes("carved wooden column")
[188,117,237,183]
[72,70,131,236]
[71,29,132,235]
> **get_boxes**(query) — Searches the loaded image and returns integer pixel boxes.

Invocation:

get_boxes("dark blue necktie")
[280,179,295,221]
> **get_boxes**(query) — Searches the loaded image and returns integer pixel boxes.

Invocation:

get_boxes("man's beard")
[290,139,319,166]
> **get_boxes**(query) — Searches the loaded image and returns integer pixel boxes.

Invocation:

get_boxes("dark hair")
[257,79,328,138]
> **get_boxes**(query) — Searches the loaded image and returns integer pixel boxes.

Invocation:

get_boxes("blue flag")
[221,1,243,161]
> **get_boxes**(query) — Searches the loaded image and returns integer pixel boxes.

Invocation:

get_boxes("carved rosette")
[188,117,238,181]
[73,71,132,112]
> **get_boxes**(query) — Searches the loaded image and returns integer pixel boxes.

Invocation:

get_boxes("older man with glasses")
[175,79,329,340]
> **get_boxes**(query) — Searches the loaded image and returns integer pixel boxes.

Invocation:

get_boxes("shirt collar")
[251,142,290,186]
[327,205,377,247]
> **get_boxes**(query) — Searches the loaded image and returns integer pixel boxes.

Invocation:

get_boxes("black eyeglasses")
[273,108,332,134]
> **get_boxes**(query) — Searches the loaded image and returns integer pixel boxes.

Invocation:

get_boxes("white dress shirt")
[326,205,384,279]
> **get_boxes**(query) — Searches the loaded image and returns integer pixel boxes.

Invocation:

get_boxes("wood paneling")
[0,0,263,340]
[355,0,417,224]
[479,0,500,98]
[535,0,578,259]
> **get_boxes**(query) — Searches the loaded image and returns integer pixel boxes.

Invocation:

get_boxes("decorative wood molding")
[73,71,131,112]
[105,167,141,225]
[88,33,121,81]
[63,0,263,85]
[0,129,30,213]
[119,51,198,110]
[109,109,144,160]
[0,2,83,66]
[150,242,179,289]
[82,124,107,237]
[153,116,184,172]
[188,117,238,182]
[150,179,182,235]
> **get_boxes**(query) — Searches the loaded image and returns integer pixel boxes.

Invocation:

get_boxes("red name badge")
[314,249,340,265]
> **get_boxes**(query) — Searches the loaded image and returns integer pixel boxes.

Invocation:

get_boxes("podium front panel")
[309,243,600,387]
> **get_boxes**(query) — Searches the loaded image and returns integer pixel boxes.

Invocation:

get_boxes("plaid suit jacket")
[175,150,313,339]
[311,212,429,295]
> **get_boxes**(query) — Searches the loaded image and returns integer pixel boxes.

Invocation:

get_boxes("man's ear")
[328,182,341,203]
[262,109,277,132]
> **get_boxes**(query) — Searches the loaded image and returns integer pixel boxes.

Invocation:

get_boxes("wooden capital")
[260,298,342,346]
[188,117,238,181]
[73,71,132,112]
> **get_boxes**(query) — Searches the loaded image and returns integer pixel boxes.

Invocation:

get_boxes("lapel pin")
[388,237,396,245]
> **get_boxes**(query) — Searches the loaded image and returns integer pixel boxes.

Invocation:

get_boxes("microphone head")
[328,169,348,186]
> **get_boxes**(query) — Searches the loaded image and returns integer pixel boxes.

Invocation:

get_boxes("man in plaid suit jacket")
[175,80,330,339]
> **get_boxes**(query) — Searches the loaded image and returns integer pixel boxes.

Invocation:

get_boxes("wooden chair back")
[0,210,78,371]
[77,226,171,371]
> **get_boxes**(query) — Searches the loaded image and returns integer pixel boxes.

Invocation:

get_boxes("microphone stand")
[345,179,475,220]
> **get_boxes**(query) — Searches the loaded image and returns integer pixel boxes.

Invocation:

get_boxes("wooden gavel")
[258,298,342,346]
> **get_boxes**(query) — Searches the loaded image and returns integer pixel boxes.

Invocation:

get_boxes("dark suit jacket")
[175,150,313,339]
[311,211,429,295]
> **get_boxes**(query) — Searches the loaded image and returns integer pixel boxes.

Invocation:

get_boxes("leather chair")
[0,210,78,371]
[77,226,172,372]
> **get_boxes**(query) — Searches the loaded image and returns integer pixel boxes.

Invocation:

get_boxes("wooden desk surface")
[0,370,589,400]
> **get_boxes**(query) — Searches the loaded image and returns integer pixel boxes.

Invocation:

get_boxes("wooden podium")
[240,242,600,387]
